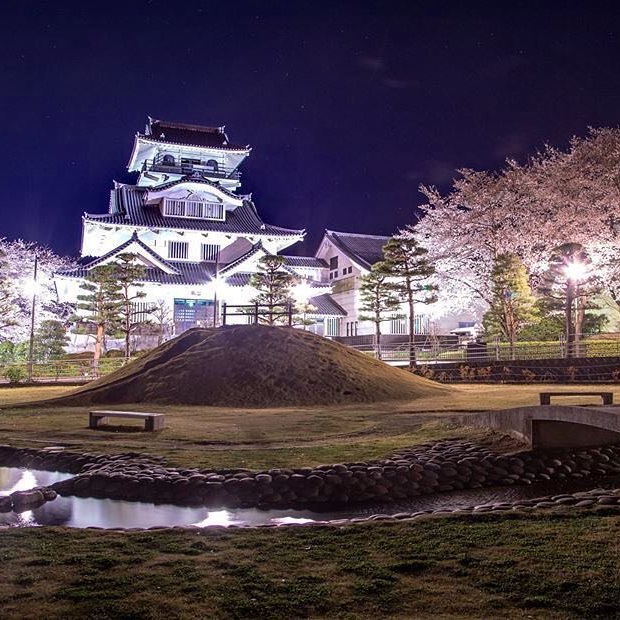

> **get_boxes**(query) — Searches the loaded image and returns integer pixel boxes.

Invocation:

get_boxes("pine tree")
[33,320,69,360]
[76,264,123,368]
[249,255,295,325]
[113,253,147,357]
[358,263,401,359]
[483,253,537,357]
[381,230,437,367]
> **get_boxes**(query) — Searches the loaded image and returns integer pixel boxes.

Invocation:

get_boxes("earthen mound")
[55,325,450,407]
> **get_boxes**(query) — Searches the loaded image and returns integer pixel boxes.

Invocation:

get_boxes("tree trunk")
[407,290,416,369]
[125,299,131,358]
[574,292,585,356]
[565,280,575,358]
[375,320,382,360]
[94,323,104,373]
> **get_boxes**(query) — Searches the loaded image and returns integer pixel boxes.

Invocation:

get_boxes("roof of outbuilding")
[324,229,390,270]
[282,255,329,269]
[140,118,249,152]
[307,293,347,316]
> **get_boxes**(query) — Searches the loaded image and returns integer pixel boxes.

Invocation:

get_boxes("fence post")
[254,303,259,324]
[222,302,227,326]
[288,302,293,327]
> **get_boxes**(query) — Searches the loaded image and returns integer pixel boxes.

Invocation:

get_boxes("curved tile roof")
[90,184,304,237]
[141,118,249,152]
[324,229,390,270]
[283,255,328,269]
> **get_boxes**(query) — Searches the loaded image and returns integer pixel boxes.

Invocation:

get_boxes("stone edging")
[2,441,620,514]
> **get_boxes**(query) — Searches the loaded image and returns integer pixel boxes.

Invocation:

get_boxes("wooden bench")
[89,410,165,431]
[539,391,614,406]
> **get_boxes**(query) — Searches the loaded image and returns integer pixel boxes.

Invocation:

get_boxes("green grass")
[3,383,620,617]
[2,511,620,618]
[0,382,616,468]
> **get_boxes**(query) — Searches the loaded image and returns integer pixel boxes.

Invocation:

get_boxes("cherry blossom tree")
[416,127,620,325]
[0,239,74,342]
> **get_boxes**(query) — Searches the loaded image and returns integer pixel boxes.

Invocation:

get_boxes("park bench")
[539,391,614,406]
[89,410,165,431]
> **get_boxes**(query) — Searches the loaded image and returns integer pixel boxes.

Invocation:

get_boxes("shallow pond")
[1,467,618,529]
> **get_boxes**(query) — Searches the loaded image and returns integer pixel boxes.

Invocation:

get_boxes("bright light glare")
[272,516,317,525]
[565,261,588,282]
[3,470,37,495]
[293,280,314,303]
[208,277,229,297]
[192,510,235,527]
[21,277,44,297]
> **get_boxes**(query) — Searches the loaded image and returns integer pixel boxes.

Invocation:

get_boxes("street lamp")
[209,276,228,327]
[293,279,314,330]
[27,255,39,383]
[564,260,588,357]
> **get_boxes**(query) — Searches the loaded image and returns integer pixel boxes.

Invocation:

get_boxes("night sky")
[2,1,620,258]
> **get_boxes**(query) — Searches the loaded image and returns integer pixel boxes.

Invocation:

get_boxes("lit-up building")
[56,118,441,345]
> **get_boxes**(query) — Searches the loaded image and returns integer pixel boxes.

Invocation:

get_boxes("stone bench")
[539,391,614,406]
[89,410,165,431]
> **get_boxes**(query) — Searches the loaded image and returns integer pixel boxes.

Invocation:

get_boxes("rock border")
[3,441,620,514]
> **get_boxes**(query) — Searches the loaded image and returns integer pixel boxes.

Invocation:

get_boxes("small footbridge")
[459,401,620,449]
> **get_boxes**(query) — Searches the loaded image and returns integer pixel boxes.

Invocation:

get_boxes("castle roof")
[88,184,303,238]
[140,117,249,152]
[323,230,390,270]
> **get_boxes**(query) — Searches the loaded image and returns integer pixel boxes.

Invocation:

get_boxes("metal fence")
[352,339,620,364]
[0,358,129,384]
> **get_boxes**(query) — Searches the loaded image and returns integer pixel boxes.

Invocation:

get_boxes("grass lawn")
[2,510,620,618]
[0,383,615,469]
[2,383,620,617]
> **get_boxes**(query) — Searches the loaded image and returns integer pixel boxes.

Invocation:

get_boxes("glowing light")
[3,470,37,495]
[192,510,236,527]
[207,277,229,297]
[293,279,314,303]
[565,261,588,282]
[21,276,45,298]
[272,516,317,525]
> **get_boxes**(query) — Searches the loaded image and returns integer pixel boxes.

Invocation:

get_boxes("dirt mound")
[55,325,450,407]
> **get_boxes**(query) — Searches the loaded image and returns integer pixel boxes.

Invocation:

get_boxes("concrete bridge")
[459,405,620,449]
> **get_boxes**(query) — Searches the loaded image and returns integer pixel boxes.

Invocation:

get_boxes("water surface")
[1,467,616,529]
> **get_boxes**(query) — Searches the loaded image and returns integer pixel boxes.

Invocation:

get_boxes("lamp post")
[210,276,228,328]
[564,260,587,358]
[27,254,39,383]
[293,279,314,330]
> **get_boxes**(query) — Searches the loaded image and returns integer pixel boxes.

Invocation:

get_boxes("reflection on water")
[1,466,619,530]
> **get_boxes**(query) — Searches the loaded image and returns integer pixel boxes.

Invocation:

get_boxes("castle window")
[326,317,341,337]
[205,159,219,172]
[186,201,203,218]
[329,256,338,270]
[162,154,175,166]
[201,243,220,262]
[203,202,224,219]
[162,198,225,221]
[168,241,189,260]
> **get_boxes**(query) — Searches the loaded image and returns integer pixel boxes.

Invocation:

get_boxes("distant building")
[56,118,451,350]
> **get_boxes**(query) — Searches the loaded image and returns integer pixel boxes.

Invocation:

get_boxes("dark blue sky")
[2,1,620,257]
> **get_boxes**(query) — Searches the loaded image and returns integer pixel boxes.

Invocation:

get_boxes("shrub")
[5,366,25,384]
